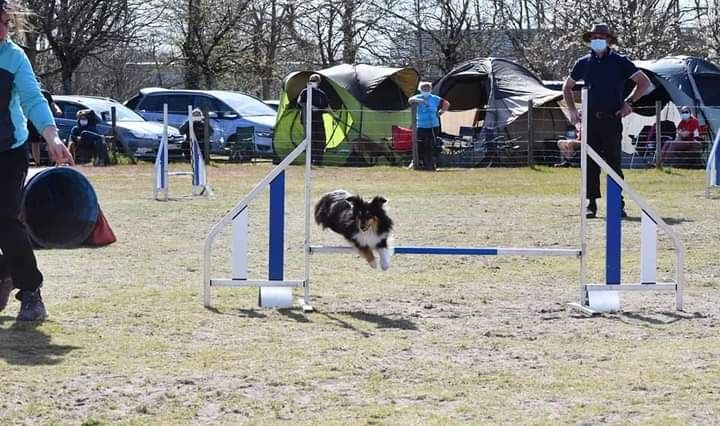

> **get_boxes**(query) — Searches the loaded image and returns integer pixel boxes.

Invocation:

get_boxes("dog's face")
[347,196,387,233]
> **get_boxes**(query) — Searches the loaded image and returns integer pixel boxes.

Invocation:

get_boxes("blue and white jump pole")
[706,131,720,198]
[202,85,684,314]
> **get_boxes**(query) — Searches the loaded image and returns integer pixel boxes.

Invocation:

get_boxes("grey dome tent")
[633,56,720,138]
[433,58,571,165]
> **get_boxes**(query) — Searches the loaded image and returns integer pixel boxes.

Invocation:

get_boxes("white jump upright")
[203,82,315,311]
[570,88,684,314]
[202,85,685,314]
[153,105,212,200]
[706,131,720,198]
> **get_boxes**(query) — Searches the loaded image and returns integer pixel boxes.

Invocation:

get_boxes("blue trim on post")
[394,246,498,255]
[268,171,285,280]
[606,176,622,284]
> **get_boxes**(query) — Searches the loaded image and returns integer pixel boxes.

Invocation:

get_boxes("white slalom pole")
[153,104,169,201]
[302,81,313,311]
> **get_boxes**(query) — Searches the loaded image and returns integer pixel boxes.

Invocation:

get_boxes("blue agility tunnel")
[23,167,99,249]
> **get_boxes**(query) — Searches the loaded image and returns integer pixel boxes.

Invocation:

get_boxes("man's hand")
[47,137,74,166]
[616,102,633,118]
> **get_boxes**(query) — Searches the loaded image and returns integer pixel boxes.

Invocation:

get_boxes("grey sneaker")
[16,289,47,322]
[0,277,12,311]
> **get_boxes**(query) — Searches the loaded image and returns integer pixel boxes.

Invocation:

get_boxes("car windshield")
[214,92,276,117]
[80,98,145,122]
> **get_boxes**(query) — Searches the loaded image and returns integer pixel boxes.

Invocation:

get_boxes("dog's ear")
[371,196,387,206]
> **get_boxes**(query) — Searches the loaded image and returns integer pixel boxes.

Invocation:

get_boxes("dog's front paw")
[368,259,378,269]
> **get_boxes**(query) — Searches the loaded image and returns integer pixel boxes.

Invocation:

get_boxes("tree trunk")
[185,0,202,89]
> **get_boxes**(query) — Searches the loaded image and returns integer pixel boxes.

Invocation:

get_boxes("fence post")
[655,101,662,169]
[203,104,210,164]
[528,99,534,166]
[411,105,419,170]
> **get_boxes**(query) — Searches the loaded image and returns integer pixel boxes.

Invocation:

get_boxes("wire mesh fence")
[265,103,716,169]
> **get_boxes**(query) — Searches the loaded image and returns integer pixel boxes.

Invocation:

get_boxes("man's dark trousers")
[587,114,624,201]
[0,146,43,293]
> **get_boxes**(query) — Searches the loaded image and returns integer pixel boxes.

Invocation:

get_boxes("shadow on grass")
[618,310,702,326]
[317,311,418,336]
[0,317,79,365]
[205,306,268,318]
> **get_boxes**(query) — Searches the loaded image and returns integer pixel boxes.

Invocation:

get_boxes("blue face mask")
[590,39,607,53]
[567,131,577,139]
[420,90,431,98]
[680,113,690,120]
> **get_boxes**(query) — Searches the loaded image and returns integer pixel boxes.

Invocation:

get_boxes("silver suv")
[125,88,277,161]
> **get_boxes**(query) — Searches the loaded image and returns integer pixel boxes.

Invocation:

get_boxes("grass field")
[1,163,718,425]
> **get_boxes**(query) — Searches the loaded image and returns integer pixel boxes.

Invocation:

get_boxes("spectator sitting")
[660,105,702,164]
[555,125,581,167]
[179,108,214,162]
[68,109,109,166]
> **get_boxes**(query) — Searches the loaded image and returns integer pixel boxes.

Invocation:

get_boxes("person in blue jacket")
[408,81,450,171]
[0,0,74,322]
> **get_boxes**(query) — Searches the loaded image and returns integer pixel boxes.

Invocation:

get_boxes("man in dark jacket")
[296,74,331,166]
[563,23,651,218]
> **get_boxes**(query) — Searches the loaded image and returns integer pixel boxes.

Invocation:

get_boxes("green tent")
[273,64,420,166]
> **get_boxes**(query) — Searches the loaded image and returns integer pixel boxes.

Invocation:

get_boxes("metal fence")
[266,103,718,169]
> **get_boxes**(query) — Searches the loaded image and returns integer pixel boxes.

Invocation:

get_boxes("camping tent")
[433,58,570,164]
[633,56,720,137]
[272,64,420,165]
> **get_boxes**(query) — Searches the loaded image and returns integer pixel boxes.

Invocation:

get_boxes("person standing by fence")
[563,23,651,218]
[0,0,74,321]
[408,81,450,171]
[297,74,331,166]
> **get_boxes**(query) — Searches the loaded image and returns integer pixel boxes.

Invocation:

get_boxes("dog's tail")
[314,190,351,227]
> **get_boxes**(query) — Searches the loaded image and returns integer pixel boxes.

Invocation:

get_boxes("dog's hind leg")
[358,247,377,269]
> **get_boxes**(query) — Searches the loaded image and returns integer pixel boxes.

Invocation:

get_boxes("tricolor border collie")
[314,190,394,270]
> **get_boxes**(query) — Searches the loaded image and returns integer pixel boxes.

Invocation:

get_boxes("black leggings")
[417,127,439,170]
[0,146,43,291]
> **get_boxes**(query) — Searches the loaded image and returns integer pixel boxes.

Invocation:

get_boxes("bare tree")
[165,0,251,89]
[23,0,149,94]
[495,0,689,79]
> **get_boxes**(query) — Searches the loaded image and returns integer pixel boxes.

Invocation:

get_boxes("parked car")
[53,95,184,160]
[124,88,277,161]
[263,99,280,111]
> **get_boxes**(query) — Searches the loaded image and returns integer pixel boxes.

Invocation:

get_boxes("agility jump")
[154,105,212,201]
[202,85,684,314]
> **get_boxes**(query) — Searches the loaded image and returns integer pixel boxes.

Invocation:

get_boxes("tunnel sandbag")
[23,167,99,249]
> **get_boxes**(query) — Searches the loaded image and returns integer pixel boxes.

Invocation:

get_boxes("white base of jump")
[569,282,680,316]
[207,278,314,312]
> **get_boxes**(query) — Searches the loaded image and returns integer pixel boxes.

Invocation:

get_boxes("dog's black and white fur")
[314,190,394,270]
